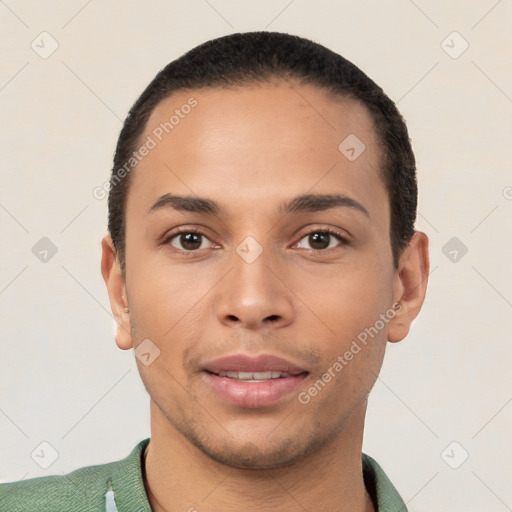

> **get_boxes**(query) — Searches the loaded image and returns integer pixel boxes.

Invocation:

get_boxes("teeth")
[218,371,290,380]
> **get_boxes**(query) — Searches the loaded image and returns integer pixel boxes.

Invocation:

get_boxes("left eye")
[295,230,346,251]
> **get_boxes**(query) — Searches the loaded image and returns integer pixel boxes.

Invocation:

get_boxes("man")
[1,31,429,511]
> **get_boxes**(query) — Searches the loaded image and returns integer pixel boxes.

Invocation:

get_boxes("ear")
[387,231,429,343]
[101,233,133,350]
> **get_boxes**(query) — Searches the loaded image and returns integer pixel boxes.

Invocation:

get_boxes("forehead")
[127,82,386,221]
[143,82,380,156]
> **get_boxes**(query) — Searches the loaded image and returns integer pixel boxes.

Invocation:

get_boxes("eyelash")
[162,227,350,255]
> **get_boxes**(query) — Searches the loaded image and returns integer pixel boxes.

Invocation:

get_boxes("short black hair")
[108,31,417,274]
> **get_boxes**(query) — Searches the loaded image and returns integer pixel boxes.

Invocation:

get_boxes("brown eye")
[177,233,202,251]
[296,230,347,251]
[166,230,212,252]
[308,233,330,250]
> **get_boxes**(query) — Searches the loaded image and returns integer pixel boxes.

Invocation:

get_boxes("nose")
[215,241,294,331]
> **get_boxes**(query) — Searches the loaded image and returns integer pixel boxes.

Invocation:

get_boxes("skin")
[101,81,429,512]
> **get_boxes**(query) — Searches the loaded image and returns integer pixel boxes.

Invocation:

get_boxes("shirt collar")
[107,438,407,512]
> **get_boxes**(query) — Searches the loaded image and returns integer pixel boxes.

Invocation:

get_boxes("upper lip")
[202,354,308,375]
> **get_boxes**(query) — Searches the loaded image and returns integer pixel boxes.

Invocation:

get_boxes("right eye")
[164,229,215,252]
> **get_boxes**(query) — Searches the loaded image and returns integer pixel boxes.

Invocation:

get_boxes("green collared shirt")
[0,438,407,511]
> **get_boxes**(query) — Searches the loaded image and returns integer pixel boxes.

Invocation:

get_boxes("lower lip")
[202,371,308,408]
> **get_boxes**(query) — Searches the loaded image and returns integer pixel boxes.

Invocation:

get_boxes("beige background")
[1,1,511,510]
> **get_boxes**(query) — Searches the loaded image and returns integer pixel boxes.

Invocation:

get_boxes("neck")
[143,401,375,512]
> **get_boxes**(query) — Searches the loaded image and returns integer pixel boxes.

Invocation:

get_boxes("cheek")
[126,249,215,332]
[300,260,390,345]
[298,259,392,403]
[127,269,217,383]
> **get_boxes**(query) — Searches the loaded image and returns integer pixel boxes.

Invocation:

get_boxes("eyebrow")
[148,193,370,218]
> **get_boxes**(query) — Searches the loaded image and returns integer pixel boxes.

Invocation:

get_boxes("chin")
[198,443,300,469]
[188,429,330,470]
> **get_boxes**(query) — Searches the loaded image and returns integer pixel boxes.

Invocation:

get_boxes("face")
[104,81,417,470]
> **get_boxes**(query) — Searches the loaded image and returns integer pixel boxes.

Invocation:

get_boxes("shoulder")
[0,461,117,512]
[0,438,150,512]
[362,452,408,511]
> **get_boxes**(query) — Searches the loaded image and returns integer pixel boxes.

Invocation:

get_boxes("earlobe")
[387,231,430,343]
[101,234,133,350]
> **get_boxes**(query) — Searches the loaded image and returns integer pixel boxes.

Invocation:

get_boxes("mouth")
[212,370,302,381]
[201,354,309,408]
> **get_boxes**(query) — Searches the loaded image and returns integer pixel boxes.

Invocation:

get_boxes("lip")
[202,353,308,375]
[201,354,309,408]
